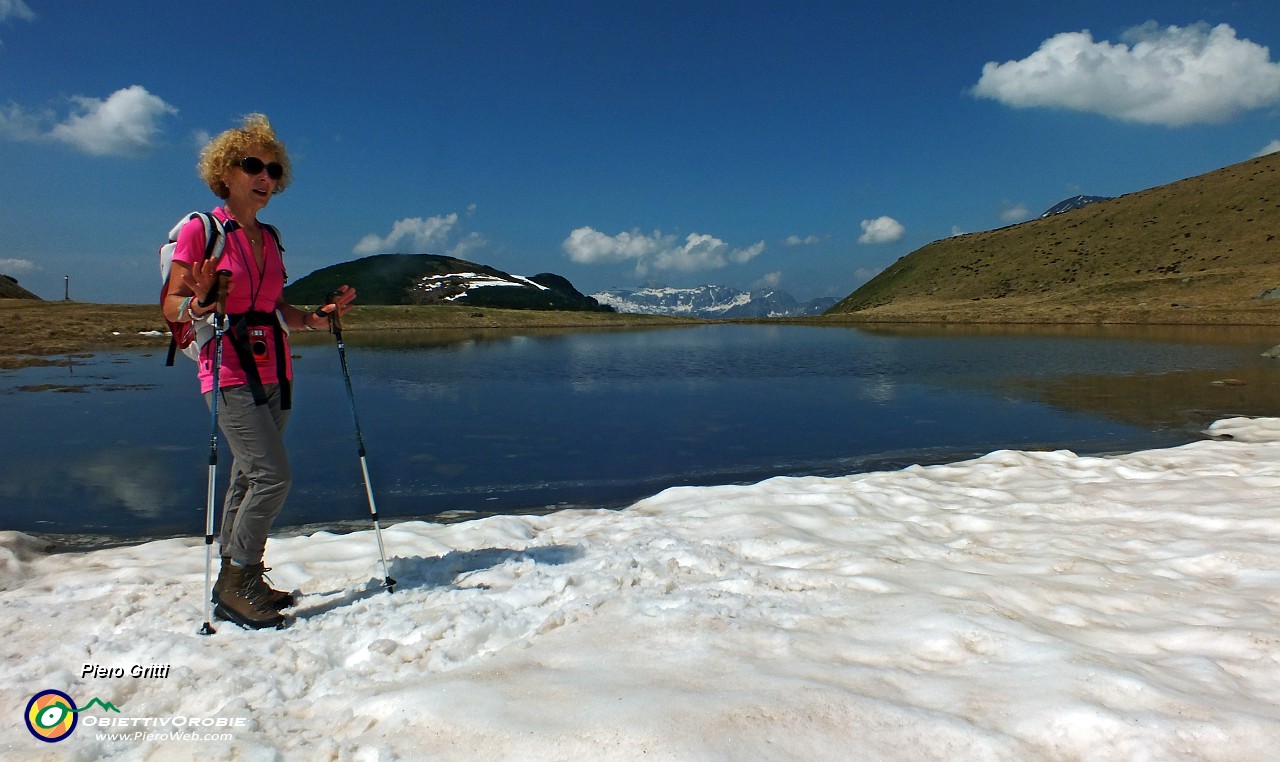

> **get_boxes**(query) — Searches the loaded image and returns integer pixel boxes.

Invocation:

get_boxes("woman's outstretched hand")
[319,285,357,318]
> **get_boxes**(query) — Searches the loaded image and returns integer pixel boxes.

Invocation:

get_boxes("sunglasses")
[239,157,284,180]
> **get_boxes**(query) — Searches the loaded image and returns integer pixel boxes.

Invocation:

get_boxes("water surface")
[4,322,1278,545]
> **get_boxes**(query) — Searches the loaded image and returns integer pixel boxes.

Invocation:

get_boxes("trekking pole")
[199,271,232,636]
[322,290,396,592]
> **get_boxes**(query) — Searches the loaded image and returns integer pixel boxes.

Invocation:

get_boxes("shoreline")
[10,428,1209,555]
[5,298,1280,369]
[0,300,704,369]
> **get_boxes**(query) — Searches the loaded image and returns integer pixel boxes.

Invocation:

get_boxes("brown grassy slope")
[826,152,1280,324]
[0,275,40,300]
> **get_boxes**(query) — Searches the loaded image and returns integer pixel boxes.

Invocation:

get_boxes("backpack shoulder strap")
[199,212,226,261]
[163,212,226,275]
[260,222,286,282]
[261,223,283,252]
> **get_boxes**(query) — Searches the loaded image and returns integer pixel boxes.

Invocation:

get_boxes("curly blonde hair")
[197,113,292,199]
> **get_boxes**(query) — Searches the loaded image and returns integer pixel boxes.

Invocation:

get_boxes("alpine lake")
[5,322,1280,548]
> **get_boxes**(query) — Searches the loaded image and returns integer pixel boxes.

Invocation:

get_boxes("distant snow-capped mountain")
[285,253,610,311]
[592,284,837,318]
[1040,195,1111,218]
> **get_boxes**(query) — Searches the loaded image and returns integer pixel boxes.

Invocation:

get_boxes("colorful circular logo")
[25,690,78,743]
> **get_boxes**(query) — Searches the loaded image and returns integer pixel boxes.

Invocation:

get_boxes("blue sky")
[2,0,1279,304]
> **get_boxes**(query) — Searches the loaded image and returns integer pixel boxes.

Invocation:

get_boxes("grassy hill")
[283,253,610,312]
[0,274,40,300]
[827,152,1280,324]
[285,254,495,304]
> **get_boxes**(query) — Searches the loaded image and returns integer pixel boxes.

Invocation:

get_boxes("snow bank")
[3,418,1278,760]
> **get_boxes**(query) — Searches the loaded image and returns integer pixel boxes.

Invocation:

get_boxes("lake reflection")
[4,323,1279,544]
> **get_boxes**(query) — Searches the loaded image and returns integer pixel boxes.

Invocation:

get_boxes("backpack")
[160,212,225,365]
[159,211,283,365]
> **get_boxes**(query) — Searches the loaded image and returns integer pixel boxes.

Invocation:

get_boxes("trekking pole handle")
[321,288,346,334]
[213,271,232,317]
[196,269,232,309]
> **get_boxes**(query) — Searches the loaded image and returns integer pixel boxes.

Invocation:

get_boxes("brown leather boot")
[213,562,287,630]
[218,557,296,610]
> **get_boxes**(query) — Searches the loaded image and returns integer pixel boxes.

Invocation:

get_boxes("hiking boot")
[218,557,296,610]
[213,562,287,630]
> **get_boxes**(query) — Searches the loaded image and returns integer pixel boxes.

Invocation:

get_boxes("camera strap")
[225,311,291,410]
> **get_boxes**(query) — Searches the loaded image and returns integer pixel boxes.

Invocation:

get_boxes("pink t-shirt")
[172,207,292,394]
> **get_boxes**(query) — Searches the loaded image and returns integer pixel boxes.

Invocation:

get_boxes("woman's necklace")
[223,206,261,245]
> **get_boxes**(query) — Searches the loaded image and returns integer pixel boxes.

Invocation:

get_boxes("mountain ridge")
[593,284,837,318]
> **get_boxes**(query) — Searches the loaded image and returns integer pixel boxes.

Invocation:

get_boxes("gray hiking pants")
[204,383,292,566]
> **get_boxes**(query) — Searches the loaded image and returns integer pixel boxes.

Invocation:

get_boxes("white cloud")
[783,234,823,247]
[562,227,765,274]
[445,232,487,260]
[0,101,46,141]
[999,201,1031,223]
[562,227,663,265]
[0,0,35,22]
[0,257,35,273]
[757,271,783,288]
[354,213,460,256]
[1255,140,1280,157]
[1,86,177,155]
[654,233,764,272]
[48,86,178,156]
[858,216,905,245]
[0,0,34,43]
[972,22,1280,126]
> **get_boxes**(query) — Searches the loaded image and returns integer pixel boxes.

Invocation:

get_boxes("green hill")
[284,253,611,312]
[828,152,1280,324]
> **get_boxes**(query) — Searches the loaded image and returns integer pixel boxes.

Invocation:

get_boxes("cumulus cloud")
[354,213,461,255]
[972,22,1280,126]
[561,227,664,265]
[446,232,487,260]
[1255,140,1280,157]
[857,216,905,244]
[562,227,764,275]
[0,101,46,141]
[0,85,177,156]
[0,257,35,273]
[50,86,177,156]
[783,234,823,247]
[757,271,784,288]
[999,201,1031,223]
[0,0,34,43]
[0,0,35,22]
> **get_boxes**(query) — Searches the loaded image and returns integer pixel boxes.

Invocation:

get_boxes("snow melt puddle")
[2,417,1278,760]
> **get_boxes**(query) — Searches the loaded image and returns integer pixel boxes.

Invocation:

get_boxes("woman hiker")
[161,113,356,629]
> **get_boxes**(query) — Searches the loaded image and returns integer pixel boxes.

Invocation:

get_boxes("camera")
[250,328,269,362]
